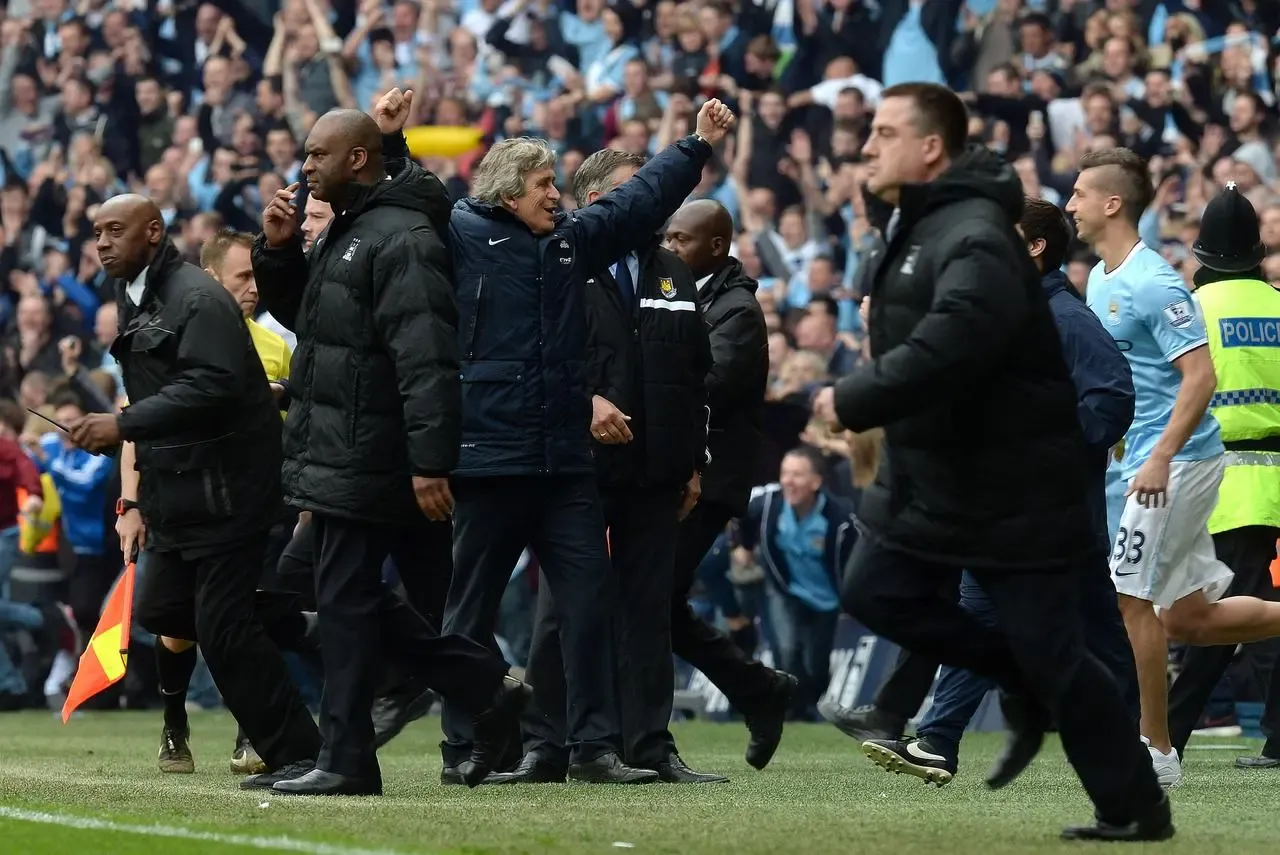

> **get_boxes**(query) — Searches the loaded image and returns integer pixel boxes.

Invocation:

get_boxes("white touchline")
[0,806,415,855]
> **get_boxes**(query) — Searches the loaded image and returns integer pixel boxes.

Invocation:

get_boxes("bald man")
[71,194,323,787]
[662,200,798,769]
[252,100,529,796]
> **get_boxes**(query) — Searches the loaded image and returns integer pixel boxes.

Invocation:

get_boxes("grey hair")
[471,137,557,204]
[573,149,647,202]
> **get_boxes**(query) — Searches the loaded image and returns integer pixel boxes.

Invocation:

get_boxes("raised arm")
[253,182,309,331]
[572,100,736,271]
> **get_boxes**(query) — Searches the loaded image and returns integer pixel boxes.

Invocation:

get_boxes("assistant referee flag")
[62,562,136,722]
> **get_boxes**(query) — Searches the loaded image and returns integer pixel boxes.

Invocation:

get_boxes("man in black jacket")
[661,199,798,771]
[69,193,322,788]
[494,150,711,785]
[429,99,735,785]
[251,106,529,796]
[813,83,1170,840]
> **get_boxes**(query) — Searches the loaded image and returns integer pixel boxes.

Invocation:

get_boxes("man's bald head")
[93,193,165,280]
[663,199,734,279]
[99,193,163,225]
[674,199,733,242]
[317,109,384,156]
[303,109,385,207]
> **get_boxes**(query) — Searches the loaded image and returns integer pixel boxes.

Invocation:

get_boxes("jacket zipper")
[466,275,485,360]
[758,490,786,591]
[348,371,360,446]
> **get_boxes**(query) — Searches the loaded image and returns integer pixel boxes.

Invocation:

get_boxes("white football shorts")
[1109,456,1234,609]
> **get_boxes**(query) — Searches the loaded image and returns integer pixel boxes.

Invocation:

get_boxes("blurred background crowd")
[1,0,1279,728]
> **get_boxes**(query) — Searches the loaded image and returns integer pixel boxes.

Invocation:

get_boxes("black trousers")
[442,474,620,766]
[843,534,1163,823]
[523,486,680,768]
[664,500,777,752]
[271,518,452,698]
[873,558,1141,726]
[310,513,507,777]
[135,535,322,769]
[1169,525,1280,757]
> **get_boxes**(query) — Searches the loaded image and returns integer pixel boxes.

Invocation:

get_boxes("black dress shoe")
[986,692,1050,790]
[1061,794,1175,842]
[568,752,658,784]
[240,759,316,790]
[485,752,568,784]
[743,671,799,770]
[1235,754,1280,769]
[656,754,728,783]
[372,681,437,749]
[459,676,532,787]
[440,765,465,786]
[817,699,907,744]
[273,768,383,796]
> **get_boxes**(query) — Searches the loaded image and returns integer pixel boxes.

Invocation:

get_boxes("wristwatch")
[116,498,139,516]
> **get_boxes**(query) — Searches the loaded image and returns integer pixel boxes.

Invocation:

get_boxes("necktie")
[615,254,635,309]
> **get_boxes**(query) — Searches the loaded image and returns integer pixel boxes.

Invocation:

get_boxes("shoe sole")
[159,759,195,774]
[230,754,268,776]
[861,742,953,787]
[567,773,659,785]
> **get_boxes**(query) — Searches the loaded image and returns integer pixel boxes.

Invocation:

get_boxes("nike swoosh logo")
[1115,571,1140,577]
[488,237,510,246]
[905,741,946,762]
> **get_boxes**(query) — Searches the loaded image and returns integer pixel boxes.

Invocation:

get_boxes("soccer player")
[1069,148,1280,788]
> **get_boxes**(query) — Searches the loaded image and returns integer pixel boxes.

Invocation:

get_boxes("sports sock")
[156,644,197,733]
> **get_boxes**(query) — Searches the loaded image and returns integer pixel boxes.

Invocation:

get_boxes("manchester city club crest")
[659,277,676,299]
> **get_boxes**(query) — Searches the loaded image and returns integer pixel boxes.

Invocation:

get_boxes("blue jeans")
[918,565,1141,761]
[0,525,42,696]
[765,586,839,720]
[916,572,998,758]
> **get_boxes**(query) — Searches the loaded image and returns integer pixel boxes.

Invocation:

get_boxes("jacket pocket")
[128,325,177,355]
[460,361,526,432]
[139,433,237,527]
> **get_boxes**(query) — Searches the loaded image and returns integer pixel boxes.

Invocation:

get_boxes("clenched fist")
[695,98,736,145]
[373,87,414,136]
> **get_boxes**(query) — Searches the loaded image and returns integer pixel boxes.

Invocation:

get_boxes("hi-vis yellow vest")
[1196,278,1280,533]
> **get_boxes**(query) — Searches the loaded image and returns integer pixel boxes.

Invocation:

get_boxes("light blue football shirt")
[1086,242,1223,479]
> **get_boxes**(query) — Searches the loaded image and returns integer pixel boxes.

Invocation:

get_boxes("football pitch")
[2,711,1278,854]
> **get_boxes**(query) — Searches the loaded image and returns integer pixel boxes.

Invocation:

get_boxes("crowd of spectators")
[2,0,1280,715]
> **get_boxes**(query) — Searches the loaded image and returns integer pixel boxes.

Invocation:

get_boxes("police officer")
[1167,183,1280,767]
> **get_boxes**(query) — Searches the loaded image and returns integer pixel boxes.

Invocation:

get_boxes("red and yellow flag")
[62,563,136,723]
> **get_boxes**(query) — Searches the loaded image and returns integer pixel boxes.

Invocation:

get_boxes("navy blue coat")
[1041,268,1134,547]
[449,134,712,477]
[737,484,857,599]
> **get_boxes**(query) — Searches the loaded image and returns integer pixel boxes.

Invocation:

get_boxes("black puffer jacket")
[114,238,282,551]
[585,243,710,489]
[253,159,460,525]
[697,257,768,512]
[834,147,1098,571]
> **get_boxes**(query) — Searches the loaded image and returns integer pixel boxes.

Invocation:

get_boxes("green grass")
[1,711,1279,854]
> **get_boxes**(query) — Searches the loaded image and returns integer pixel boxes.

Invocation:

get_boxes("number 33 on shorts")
[1112,525,1146,569]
